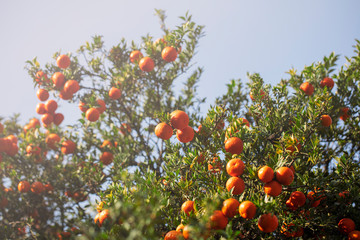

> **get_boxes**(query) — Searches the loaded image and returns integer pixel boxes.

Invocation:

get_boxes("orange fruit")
[100,152,113,165]
[44,183,54,192]
[155,122,173,140]
[46,133,61,149]
[18,181,30,193]
[94,212,101,226]
[289,191,306,207]
[348,230,360,240]
[300,82,314,96]
[338,218,355,235]
[226,158,245,177]
[6,135,17,144]
[340,107,350,121]
[36,103,47,115]
[61,140,76,155]
[162,46,178,62]
[64,80,80,94]
[37,89,49,101]
[238,118,250,127]
[59,89,73,100]
[239,201,256,219]
[176,126,194,143]
[54,113,64,126]
[250,89,266,101]
[181,200,194,216]
[276,167,294,186]
[264,180,282,197]
[57,54,71,69]
[222,198,240,218]
[96,99,106,114]
[31,181,44,194]
[226,176,245,195]
[182,225,191,239]
[45,100,58,114]
[307,190,324,207]
[41,113,54,125]
[164,230,183,240]
[52,72,66,89]
[29,118,41,128]
[320,77,334,89]
[210,210,228,230]
[320,115,332,127]
[79,101,88,113]
[170,110,189,130]
[225,137,243,155]
[129,50,143,63]
[258,166,274,183]
[258,213,278,233]
[109,87,121,100]
[99,209,110,225]
[86,108,100,122]
[139,57,155,72]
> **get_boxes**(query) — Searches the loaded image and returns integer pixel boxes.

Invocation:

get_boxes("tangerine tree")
[1,10,360,240]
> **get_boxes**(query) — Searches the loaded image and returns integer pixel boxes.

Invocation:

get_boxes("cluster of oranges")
[155,110,194,143]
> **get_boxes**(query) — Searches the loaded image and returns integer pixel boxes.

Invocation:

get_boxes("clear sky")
[1,0,359,125]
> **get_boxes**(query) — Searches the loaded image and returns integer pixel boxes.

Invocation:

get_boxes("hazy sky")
[1,0,359,125]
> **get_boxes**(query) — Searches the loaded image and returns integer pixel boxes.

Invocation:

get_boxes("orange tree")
[1,10,360,239]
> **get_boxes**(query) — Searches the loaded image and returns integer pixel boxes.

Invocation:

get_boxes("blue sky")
[1,0,359,125]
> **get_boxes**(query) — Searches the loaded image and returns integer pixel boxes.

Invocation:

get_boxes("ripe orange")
[29,118,41,128]
[307,190,324,207]
[162,46,178,62]
[286,138,301,154]
[57,54,71,69]
[258,213,278,233]
[54,113,64,126]
[170,110,189,130]
[210,210,228,230]
[96,99,106,114]
[139,57,155,72]
[35,71,49,84]
[59,89,73,100]
[61,140,76,155]
[338,218,355,235]
[164,230,183,240]
[37,89,49,101]
[129,50,143,63]
[64,80,80,94]
[181,200,194,216]
[86,108,100,122]
[320,77,334,89]
[222,198,240,218]
[226,176,245,195]
[239,118,250,127]
[99,209,110,225]
[182,225,192,239]
[239,201,256,219]
[276,167,294,186]
[286,199,298,210]
[225,137,244,155]
[258,166,274,183]
[52,72,66,89]
[264,180,282,197]
[31,181,44,194]
[18,181,30,193]
[41,113,54,125]
[109,87,121,100]
[45,100,58,114]
[348,230,360,240]
[79,101,88,113]
[250,89,266,101]
[289,191,306,207]
[36,103,47,115]
[155,122,173,140]
[320,115,332,127]
[100,152,113,165]
[340,107,350,121]
[226,158,245,177]
[44,183,54,192]
[45,133,60,150]
[300,82,314,96]
[176,126,194,143]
